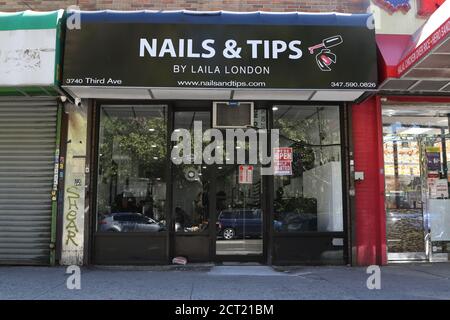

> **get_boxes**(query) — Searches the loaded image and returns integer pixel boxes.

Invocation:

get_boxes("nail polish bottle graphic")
[309,35,343,71]
[308,35,343,54]
[316,50,336,71]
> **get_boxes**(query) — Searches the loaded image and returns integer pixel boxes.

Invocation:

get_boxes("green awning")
[0,10,64,96]
[0,10,63,31]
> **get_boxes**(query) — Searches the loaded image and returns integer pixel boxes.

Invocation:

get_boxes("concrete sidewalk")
[1,263,450,300]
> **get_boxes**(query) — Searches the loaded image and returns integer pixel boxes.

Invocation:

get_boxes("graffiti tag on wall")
[61,102,87,266]
[65,186,81,246]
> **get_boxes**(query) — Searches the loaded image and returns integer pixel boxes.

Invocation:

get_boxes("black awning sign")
[63,23,377,90]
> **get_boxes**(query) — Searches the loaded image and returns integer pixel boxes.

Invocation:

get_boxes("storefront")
[374,0,450,263]
[0,10,64,265]
[60,10,377,265]
[382,98,450,262]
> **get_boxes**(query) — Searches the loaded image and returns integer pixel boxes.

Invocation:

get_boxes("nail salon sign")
[63,22,377,90]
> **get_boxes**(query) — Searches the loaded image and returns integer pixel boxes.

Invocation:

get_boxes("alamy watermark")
[171,121,279,175]
[66,6,81,30]
[66,265,81,290]
[366,265,381,290]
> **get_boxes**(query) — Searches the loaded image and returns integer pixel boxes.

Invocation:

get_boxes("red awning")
[377,0,450,94]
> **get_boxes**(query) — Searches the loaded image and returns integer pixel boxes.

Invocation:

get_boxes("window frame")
[269,104,347,236]
[94,103,170,235]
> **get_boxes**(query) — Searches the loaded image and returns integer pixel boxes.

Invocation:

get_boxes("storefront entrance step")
[208,266,285,276]
[220,262,264,266]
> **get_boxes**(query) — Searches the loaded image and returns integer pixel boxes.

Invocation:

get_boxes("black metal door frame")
[211,163,268,264]
[170,103,268,264]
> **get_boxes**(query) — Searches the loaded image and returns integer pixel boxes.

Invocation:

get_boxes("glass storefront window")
[383,105,450,257]
[96,105,168,232]
[272,106,343,232]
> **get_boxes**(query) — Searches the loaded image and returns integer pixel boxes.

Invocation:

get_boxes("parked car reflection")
[217,209,263,240]
[98,212,166,232]
[216,209,303,239]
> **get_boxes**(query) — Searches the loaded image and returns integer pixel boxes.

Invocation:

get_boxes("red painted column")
[352,96,387,266]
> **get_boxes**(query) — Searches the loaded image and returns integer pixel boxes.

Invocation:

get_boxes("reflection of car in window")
[217,209,263,240]
[98,212,165,232]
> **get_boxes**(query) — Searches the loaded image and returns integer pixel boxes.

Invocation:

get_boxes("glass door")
[383,132,427,259]
[215,164,264,258]
[383,107,450,262]
[171,110,214,262]
[170,105,267,262]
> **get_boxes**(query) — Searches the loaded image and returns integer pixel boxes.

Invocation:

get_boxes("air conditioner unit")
[212,101,254,128]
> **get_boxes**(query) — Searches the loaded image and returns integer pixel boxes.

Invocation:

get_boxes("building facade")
[0,0,369,14]
[59,9,378,266]
[367,0,450,264]
[0,0,448,267]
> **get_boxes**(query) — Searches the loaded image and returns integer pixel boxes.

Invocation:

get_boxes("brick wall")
[1,0,369,13]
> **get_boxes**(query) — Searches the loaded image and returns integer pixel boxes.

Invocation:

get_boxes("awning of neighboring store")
[0,10,64,97]
[62,10,378,102]
[377,0,450,94]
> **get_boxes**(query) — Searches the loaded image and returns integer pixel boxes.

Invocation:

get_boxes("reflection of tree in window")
[100,116,166,180]
[97,107,167,227]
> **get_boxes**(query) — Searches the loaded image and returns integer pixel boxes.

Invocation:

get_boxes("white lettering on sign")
[139,38,304,60]
[397,19,450,75]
